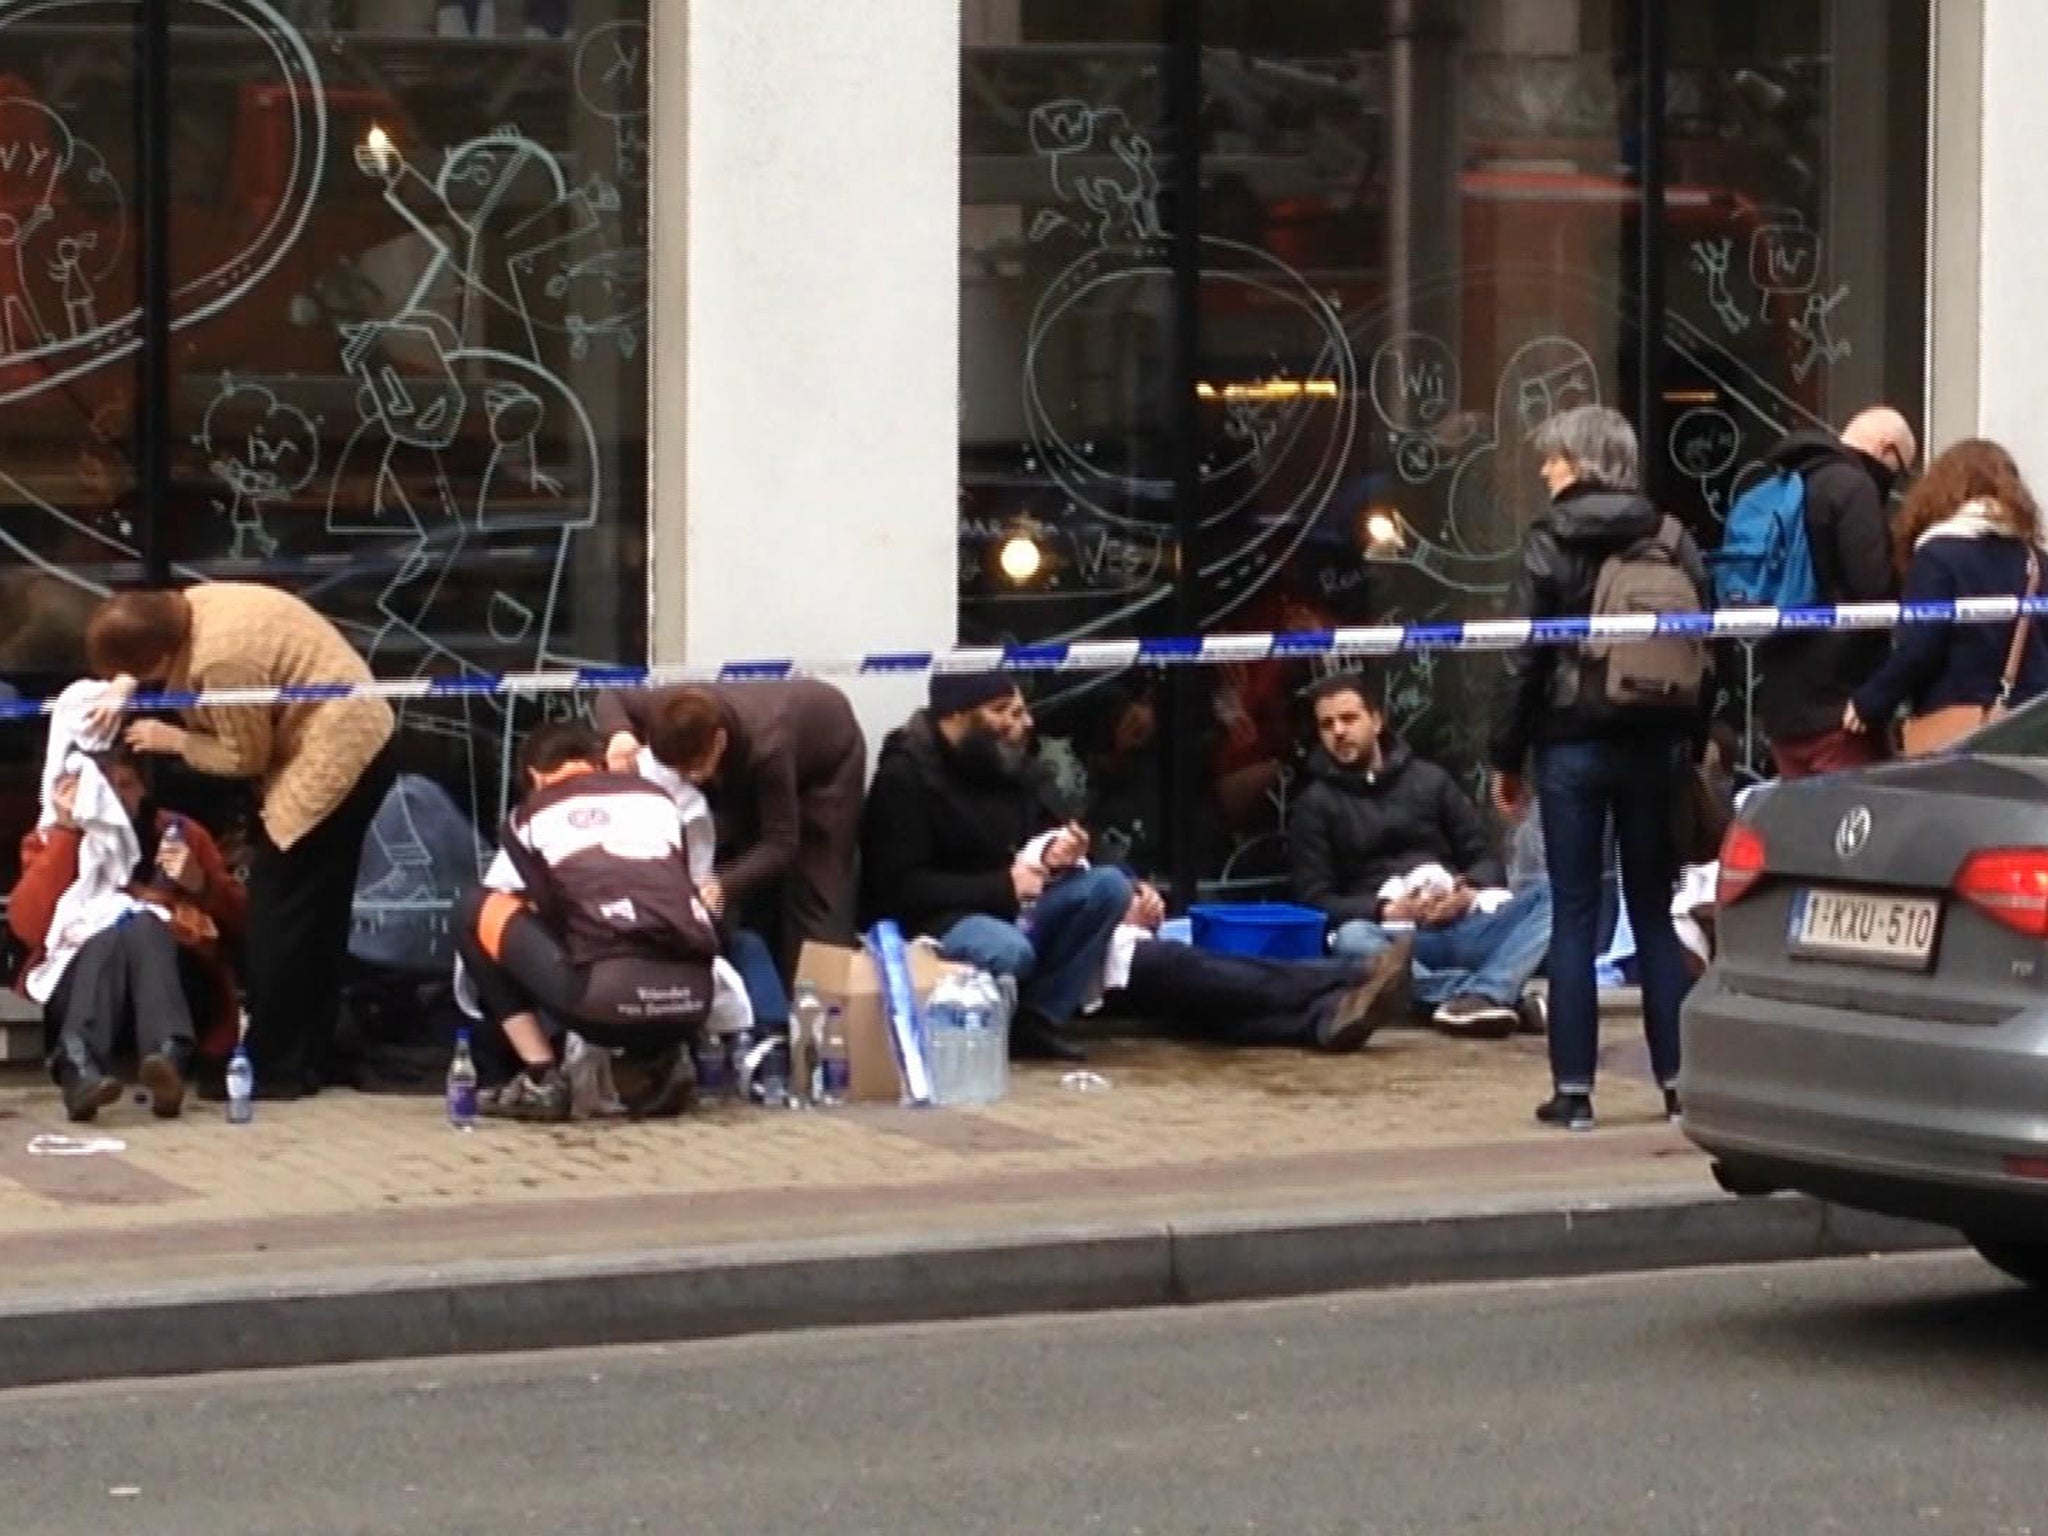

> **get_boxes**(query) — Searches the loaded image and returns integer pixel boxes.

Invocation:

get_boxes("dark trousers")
[1113,941,1364,1048]
[452,888,708,1054]
[44,915,195,1073]
[777,742,867,975]
[243,747,398,1092]
[1534,735,1695,1094]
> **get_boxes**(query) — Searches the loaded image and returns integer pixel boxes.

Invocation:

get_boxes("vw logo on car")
[1833,806,1872,860]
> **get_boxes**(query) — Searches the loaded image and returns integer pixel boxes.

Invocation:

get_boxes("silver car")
[1681,707,2048,1287]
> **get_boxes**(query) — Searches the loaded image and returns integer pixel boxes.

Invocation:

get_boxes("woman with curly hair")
[1844,438,2048,753]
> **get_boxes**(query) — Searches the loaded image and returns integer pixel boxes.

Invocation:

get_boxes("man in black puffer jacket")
[860,672,1130,1062]
[1290,671,1551,1039]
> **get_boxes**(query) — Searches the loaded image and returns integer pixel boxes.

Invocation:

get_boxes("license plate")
[1787,889,1941,969]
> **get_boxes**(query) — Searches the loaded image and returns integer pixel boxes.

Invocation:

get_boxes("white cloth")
[453,753,754,1037]
[1914,496,2048,550]
[24,681,149,1003]
[1372,861,1514,919]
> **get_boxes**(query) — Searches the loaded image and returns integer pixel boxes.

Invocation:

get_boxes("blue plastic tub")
[1187,902,1327,960]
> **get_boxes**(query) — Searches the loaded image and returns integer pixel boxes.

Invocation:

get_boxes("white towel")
[24,680,147,1004]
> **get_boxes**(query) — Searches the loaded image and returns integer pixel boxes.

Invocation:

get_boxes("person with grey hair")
[1486,404,1710,1132]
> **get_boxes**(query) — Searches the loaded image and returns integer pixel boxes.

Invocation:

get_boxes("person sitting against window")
[11,741,246,1121]
[453,722,721,1123]
[860,673,1130,1063]
[1291,671,1552,1039]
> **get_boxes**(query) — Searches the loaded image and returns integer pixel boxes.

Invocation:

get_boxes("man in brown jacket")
[595,680,866,974]
[85,583,397,1099]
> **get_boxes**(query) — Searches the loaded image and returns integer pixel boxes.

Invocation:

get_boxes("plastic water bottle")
[725,1027,755,1103]
[156,818,183,881]
[225,1046,254,1125]
[693,1033,730,1098]
[446,1029,478,1131]
[817,1005,850,1107]
[792,982,825,1104]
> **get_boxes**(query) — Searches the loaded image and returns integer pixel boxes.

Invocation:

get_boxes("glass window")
[0,2,141,887]
[955,0,1931,892]
[157,2,650,870]
[960,2,1174,870]
[1661,0,1929,773]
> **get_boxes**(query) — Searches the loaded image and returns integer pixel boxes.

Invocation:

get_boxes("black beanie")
[929,670,1018,719]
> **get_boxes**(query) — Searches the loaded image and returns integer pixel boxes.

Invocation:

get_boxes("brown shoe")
[138,1052,188,1119]
[1318,934,1415,1052]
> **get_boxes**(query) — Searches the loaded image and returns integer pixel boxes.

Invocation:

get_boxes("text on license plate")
[1788,890,1940,968]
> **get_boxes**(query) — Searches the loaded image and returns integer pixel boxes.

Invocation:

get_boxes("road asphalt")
[6,1251,2044,1535]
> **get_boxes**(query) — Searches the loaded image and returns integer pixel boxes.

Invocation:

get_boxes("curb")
[0,1191,1957,1390]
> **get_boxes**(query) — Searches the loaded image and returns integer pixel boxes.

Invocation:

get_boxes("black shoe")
[1431,994,1520,1040]
[138,1049,190,1120]
[1010,1009,1086,1063]
[51,1034,123,1124]
[1318,934,1415,1052]
[1535,1091,1595,1132]
[625,1047,699,1121]
[1663,1087,1683,1122]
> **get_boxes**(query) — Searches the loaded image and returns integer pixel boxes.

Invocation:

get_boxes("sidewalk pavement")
[0,1020,1955,1388]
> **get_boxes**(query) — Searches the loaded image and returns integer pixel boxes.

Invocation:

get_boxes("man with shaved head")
[1755,405,1919,778]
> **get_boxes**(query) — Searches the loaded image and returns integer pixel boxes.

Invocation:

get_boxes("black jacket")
[1754,431,1898,740]
[859,712,1062,939]
[1289,739,1503,926]
[1488,485,1712,772]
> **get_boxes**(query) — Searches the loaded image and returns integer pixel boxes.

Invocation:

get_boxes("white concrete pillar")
[1972,0,2048,470]
[651,1,960,753]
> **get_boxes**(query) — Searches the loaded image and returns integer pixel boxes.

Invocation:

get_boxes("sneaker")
[481,1068,572,1123]
[1535,1091,1595,1131]
[1663,1087,1683,1122]
[1431,994,1520,1040]
[1318,933,1415,1052]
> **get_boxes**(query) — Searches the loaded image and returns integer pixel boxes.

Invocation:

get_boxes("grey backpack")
[1584,518,1706,710]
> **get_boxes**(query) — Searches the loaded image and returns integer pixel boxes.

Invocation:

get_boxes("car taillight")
[1953,849,2048,938]
[1718,823,1767,908]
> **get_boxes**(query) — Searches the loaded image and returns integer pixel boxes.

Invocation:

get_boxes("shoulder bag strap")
[1996,549,2041,707]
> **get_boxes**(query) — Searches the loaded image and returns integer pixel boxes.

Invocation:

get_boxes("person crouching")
[453,723,721,1123]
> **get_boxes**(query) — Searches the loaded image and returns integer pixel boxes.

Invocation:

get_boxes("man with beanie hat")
[860,672,1131,1061]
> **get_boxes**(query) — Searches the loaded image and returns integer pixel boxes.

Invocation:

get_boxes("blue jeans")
[940,867,1134,1026]
[1331,881,1553,1008]
[1534,736,1694,1094]
[727,929,790,1031]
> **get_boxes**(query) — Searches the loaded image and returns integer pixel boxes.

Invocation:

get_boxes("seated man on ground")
[861,672,1130,1063]
[1106,881,1411,1052]
[1290,672,1551,1038]
[10,746,245,1120]
[453,723,722,1123]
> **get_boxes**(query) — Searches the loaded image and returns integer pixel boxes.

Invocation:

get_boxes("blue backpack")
[1712,470,1818,608]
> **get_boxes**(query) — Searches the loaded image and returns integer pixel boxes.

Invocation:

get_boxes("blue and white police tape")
[3,593,2041,724]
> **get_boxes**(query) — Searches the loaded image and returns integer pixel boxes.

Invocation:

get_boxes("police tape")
[2,594,2039,723]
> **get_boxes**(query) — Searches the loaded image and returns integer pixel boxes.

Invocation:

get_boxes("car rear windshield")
[1959,694,2048,755]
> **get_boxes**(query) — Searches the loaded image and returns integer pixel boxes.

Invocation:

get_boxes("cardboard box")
[794,941,968,1104]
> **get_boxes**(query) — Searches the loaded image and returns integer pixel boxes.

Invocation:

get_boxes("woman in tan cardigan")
[85,583,397,1099]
